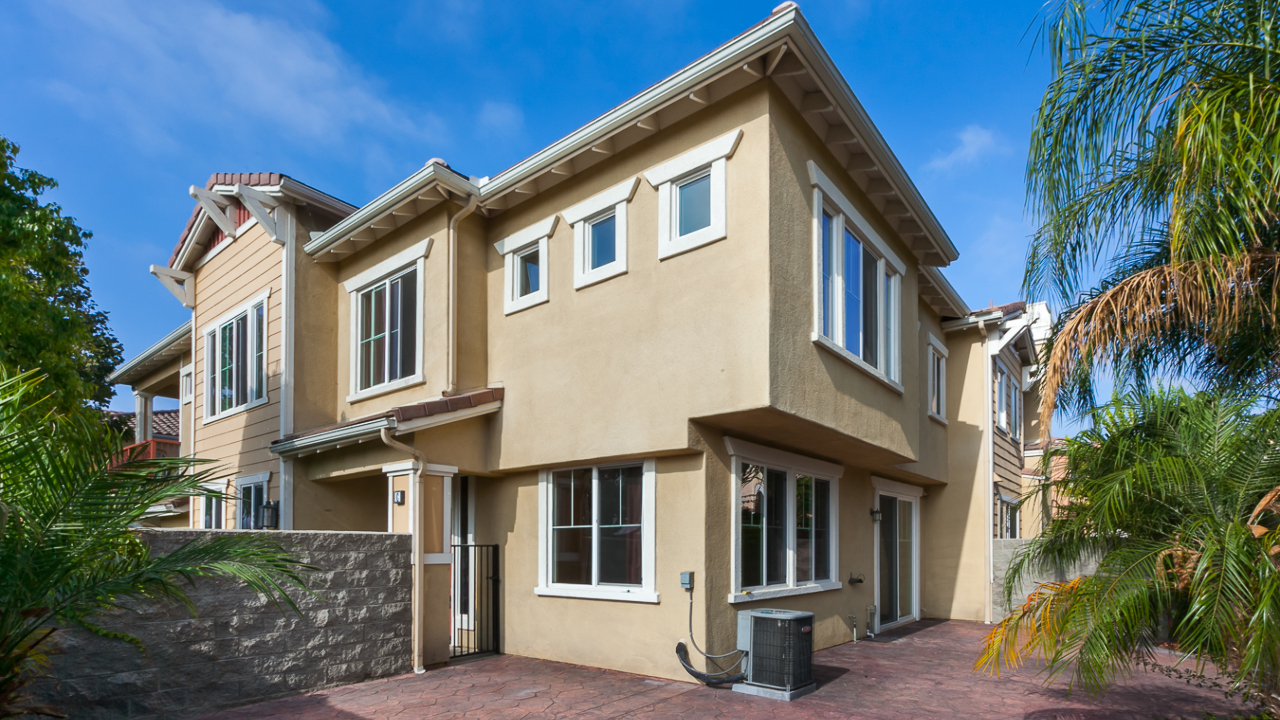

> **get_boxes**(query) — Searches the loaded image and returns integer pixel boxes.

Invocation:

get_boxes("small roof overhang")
[306,4,960,269]
[108,321,192,387]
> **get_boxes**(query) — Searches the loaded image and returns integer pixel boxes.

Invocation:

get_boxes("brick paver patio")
[196,620,1256,719]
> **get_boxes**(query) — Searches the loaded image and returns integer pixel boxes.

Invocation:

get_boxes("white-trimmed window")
[996,363,1020,438]
[927,334,947,422]
[342,238,430,402]
[496,216,557,315]
[807,161,903,387]
[203,289,269,421]
[236,472,269,530]
[200,482,224,529]
[536,459,657,603]
[999,494,1020,539]
[726,438,842,603]
[644,129,742,259]
[563,177,638,289]
[180,365,194,405]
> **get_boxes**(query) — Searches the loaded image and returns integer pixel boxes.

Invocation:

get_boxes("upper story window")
[180,365,194,405]
[644,128,742,259]
[203,289,269,421]
[726,437,842,603]
[996,362,1021,439]
[357,268,417,391]
[808,161,903,387]
[927,334,947,422]
[563,177,638,289]
[495,216,557,315]
[341,238,431,402]
[536,460,657,603]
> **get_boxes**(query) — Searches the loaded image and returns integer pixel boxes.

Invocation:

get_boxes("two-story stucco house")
[107,4,1052,681]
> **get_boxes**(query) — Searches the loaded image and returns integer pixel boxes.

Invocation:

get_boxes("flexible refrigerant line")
[685,588,746,669]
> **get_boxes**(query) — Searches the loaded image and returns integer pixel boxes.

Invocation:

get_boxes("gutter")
[269,416,395,457]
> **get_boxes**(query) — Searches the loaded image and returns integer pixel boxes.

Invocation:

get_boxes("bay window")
[537,460,657,602]
[808,161,903,386]
[203,290,268,421]
[727,438,842,603]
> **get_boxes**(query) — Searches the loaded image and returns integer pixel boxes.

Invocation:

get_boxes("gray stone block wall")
[992,538,1097,617]
[31,529,412,720]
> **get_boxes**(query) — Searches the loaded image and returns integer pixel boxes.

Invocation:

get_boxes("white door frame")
[450,476,477,636]
[871,477,922,633]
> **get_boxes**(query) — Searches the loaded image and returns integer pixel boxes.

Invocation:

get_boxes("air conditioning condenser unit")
[732,608,816,701]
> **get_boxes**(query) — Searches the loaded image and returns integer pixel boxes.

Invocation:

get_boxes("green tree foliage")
[977,389,1280,714]
[0,136,122,414]
[0,371,315,718]
[1025,0,1280,427]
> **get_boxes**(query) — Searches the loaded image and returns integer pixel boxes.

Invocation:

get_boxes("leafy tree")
[0,136,122,414]
[1025,0,1280,426]
[977,388,1280,714]
[0,371,314,718]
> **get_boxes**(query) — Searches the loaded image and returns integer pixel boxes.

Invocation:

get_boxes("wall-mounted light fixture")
[869,507,882,522]
[393,490,406,506]
[261,500,280,530]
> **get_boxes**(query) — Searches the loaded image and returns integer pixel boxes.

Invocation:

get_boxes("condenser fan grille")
[750,616,813,689]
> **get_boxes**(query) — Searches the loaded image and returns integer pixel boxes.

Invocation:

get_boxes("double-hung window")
[356,268,418,392]
[644,129,742,259]
[201,482,224,529]
[927,334,947,422]
[203,289,269,421]
[236,472,269,530]
[563,177,638,289]
[537,460,657,602]
[808,161,903,386]
[496,216,556,315]
[727,438,842,603]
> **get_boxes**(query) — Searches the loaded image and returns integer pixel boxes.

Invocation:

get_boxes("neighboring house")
[109,5,1053,681]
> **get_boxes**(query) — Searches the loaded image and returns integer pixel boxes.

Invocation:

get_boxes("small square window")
[517,247,540,297]
[588,214,617,270]
[676,172,711,237]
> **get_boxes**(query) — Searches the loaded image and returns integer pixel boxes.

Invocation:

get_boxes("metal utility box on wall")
[732,608,816,701]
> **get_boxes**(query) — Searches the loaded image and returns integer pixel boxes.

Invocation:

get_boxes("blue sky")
[0,0,1054,414]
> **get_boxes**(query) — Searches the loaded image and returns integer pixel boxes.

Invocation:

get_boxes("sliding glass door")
[876,493,918,629]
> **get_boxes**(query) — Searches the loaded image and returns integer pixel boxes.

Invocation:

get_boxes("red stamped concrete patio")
[196,620,1255,720]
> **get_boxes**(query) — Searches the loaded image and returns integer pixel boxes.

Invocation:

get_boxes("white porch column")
[133,391,154,442]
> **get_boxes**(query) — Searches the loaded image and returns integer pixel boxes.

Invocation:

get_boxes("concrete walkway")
[196,620,1255,719]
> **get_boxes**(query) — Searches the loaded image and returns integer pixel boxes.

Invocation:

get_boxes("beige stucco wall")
[485,83,773,472]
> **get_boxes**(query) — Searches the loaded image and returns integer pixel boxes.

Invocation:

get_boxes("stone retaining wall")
[992,538,1097,617]
[32,529,412,720]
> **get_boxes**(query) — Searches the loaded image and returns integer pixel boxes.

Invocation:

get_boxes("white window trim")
[199,480,226,529]
[201,288,271,425]
[927,333,947,424]
[235,472,270,530]
[564,177,638,289]
[180,364,194,405]
[645,128,742,260]
[345,257,426,404]
[496,216,558,315]
[996,362,1011,433]
[535,458,658,604]
[808,162,904,388]
[725,437,842,604]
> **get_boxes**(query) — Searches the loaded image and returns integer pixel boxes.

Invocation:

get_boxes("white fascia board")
[304,165,479,257]
[941,310,1003,333]
[278,177,357,215]
[494,215,559,256]
[393,400,502,435]
[922,267,970,317]
[478,9,801,201]
[108,321,193,385]
[269,416,394,457]
[562,176,639,224]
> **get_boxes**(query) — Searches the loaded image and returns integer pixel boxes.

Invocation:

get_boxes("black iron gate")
[449,544,499,659]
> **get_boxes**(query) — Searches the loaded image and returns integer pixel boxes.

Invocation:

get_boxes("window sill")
[346,373,424,404]
[811,334,904,394]
[535,585,660,604]
[574,262,627,290]
[928,412,948,426]
[504,292,548,316]
[728,580,842,604]
[659,228,726,260]
[202,396,269,426]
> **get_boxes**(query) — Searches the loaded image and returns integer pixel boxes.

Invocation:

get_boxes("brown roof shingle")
[273,387,505,446]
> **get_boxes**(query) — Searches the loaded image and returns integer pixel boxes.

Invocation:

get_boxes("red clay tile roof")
[273,387,504,445]
[106,409,181,440]
[167,173,284,267]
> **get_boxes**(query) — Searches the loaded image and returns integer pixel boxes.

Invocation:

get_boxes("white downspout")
[443,196,480,396]
[381,428,427,673]
[278,202,297,530]
[980,317,995,624]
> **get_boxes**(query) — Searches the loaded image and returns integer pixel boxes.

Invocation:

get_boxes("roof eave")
[108,321,192,386]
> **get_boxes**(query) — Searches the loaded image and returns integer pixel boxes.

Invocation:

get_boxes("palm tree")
[0,372,314,718]
[977,388,1280,713]
[1026,0,1280,427]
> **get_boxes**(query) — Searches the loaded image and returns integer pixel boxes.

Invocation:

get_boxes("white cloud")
[31,0,445,152]
[476,101,524,140]
[927,124,1000,171]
